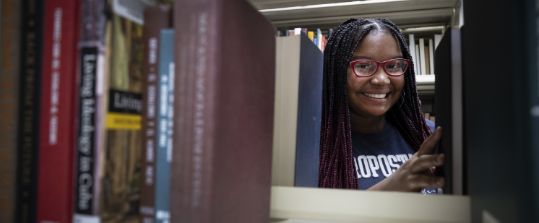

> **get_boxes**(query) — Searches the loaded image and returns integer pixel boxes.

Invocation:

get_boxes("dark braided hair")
[319,18,431,189]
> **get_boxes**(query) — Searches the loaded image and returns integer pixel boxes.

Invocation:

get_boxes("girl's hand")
[368,127,445,192]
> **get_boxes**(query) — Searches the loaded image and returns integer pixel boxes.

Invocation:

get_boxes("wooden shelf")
[270,186,470,223]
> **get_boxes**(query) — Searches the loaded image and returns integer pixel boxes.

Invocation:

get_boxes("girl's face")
[346,30,405,118]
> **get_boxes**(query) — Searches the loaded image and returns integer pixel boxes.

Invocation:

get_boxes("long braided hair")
[319,18,431,189]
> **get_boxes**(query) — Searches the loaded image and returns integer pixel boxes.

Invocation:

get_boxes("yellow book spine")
[106,112,142,130]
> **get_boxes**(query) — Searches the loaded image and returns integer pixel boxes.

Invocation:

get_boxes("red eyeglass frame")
[349,58,411,77]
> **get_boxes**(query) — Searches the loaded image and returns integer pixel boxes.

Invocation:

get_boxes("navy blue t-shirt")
[352,120,434,189]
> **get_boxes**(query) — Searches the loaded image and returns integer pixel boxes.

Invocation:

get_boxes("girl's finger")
[410,154,444,174]
[416,127,443,156]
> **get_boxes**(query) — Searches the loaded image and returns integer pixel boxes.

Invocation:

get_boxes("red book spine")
[37,0,80,222]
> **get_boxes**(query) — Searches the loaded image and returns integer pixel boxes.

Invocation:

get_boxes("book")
[428,38,435,74]
[434,28,463,195]
[415,44,420,75]
[0,0,21,222]
[98,1,147,221]
[272,33,323,188]
[74,0,108,221]
[424,38,431,75]
[154,28,174,223]
[307,31,314,41]
[408,34,417,74]
[77,1,152,222]
[419,38,426,75]
[37,0,80,221]
[139,5,171,223]
[170,0,276,222]
[15,0,43,222]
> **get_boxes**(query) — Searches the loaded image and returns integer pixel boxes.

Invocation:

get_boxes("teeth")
[364,93,387,99]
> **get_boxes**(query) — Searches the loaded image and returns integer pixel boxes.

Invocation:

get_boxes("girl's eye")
[385,61,403,72]
[353,61,376,76]
[355,62,374,71]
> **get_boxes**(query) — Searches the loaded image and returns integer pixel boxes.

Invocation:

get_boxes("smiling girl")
[319,18,444,192]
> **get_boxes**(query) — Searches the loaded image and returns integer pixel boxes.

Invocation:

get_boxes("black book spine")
[75,47,98,215]
[15,0,43,221]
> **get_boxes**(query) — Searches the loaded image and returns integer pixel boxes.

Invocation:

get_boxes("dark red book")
[37,0,80,221]
[140,5,172,223]
[170,0,276,222]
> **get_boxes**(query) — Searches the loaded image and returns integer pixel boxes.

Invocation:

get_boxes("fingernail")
[436,127,442,134]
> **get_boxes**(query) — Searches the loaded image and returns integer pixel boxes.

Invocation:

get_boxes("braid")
[378,18,431,148]
[319,18,430,189]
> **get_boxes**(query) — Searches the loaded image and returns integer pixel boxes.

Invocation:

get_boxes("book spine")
[140,5,171,223]
[408,34,417,74]
[419,38,426,75]
[15,0,43,222]
[164,59,175,222]
[37,0,80,222]
[155,29,174,223]
[99,0,147,220]
[74,0,106,222]
[295,34,323,187]
[272,35,301,187]
[171,0,275,222]
[0,0,21,222]
[415,44,421,75]
[75,46,99,220]
[429,38,435,74]
[424,38,431,75]
[171,1,220,222]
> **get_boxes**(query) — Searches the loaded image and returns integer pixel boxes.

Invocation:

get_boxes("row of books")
[276,28,330,52]
[272,33,323,188]
[0,0,178,222]
[409,33,443,76]
[1,0,279,222]
[0,0,440,222]
[276,27,443,79]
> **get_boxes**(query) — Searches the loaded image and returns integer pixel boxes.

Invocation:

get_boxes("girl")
[319,18,444,192]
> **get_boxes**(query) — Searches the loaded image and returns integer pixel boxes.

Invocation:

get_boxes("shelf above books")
[252,0,457,30]
[270,186,470,223]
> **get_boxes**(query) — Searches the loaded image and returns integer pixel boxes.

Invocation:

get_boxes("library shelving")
[251,0,468,222]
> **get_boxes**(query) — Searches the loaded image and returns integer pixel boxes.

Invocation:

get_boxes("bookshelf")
[4,0,539,222]
[251,0,467,222]
[1,0,475,222]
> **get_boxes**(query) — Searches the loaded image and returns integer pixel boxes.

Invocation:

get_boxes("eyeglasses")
[349,58,411,77]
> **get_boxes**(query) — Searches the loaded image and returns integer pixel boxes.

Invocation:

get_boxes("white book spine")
[429,38,435,74]
[415,44,421,75]
[408,34,417,74]
[419,38,426,75]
